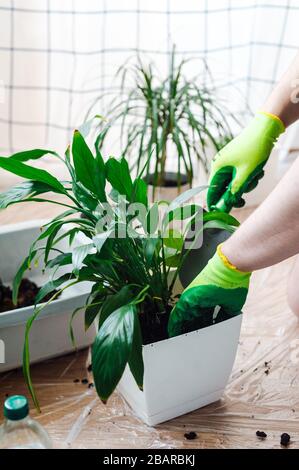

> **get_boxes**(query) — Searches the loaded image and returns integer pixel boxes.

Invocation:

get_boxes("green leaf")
[72,182,99,211]
[85,299,104,331]
[72,243,95,274]
[0,157,65,194]
[203,211,240,227]
[128,312,144,390]
[168,185,208,213]
[23,280,77,411]
[72,130,106,200]
[105,157,133,200]
[146,202,159,234]
[0,181,54,209]
[93,230,113,253]
[163,204,200,228]
[99,285,134,329]
[46,252,72,269]
[12,251,37,305]
[10,148,59,162]
[132,178,148,207]
[92,303,136,403]
[94,150,107,202]
[165,253,181,267]
[34,274,73,305]
[163,228,184,251]
[144,237,161,267]
[203,219,236,233]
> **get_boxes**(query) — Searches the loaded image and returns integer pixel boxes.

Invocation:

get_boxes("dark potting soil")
[139,305,171,345]
[0,278,60,313]
[138,302,225,345]
[280,433,290,446]
[256,431,267,439]
[184,431,197,440]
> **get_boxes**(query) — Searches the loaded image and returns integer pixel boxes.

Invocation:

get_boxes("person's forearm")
[222,156,299,272]
[263,51,299,127]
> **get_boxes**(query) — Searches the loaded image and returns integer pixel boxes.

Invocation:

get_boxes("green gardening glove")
[168,244,251,337]
[207,111,285,212]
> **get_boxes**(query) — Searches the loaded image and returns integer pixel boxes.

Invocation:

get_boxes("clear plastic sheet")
[1,204,299,448]
[1,256,299,448]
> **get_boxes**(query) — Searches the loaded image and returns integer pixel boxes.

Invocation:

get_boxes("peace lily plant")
[0,126,239,409]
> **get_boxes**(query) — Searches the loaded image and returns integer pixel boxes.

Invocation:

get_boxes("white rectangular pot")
[0,220,96,372]
[118,314,242,426]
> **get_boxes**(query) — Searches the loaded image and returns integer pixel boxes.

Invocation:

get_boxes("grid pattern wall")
[0,0,297,154]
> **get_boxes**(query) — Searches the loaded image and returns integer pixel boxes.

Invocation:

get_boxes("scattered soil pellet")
[184,431,197,440]
[87,364,92,372]
[81,378,88,384]
[73,379,80,383]
[280,433,290,446]
[256,430,267,439]
[88,383,94,389]
[264,369,269,375]
[264,361,269,367]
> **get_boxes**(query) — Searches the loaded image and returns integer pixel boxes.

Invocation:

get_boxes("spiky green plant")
[0,125,239,408]
[88,47,239,189]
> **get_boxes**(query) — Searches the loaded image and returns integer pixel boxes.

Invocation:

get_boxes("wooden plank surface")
[0,191,298,449]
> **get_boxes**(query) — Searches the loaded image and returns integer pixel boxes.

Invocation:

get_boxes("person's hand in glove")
[207,111,285,213]
[168,243,251,337]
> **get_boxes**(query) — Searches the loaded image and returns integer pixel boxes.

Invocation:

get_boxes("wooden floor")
[0,192,299,448]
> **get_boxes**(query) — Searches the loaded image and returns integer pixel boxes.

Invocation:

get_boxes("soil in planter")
[0,278,60,313]
[139,304,171,345]
[138,303,233,345]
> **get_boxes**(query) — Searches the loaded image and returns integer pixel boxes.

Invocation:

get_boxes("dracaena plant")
[88,47,239,188]
[0,126,239,409]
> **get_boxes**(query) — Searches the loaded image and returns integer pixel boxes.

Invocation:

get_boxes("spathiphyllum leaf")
[92,303,136,403]
[10,148,59,162]
[34,274,73,305]
[128,311,144,390]
[203,211,240,227]
[0,157,66,194]
[13,251,37,305]
[99,285,134,329]
[72,130,106,201]
[167,185,208,212]
[93,230,113,254]
[0,181,54,208]
[132,178,148,208]
[163,228,184,251]
[72,243,95,274]
[105,157,133,200]
[46,252,72,269]
[85,298,104,331]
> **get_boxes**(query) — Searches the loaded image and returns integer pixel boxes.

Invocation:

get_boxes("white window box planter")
[118,314,242,426]
[0,220,96,373]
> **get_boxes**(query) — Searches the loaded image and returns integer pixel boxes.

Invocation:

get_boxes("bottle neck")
[5,415,30,428]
